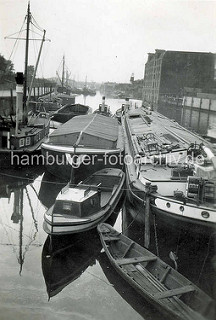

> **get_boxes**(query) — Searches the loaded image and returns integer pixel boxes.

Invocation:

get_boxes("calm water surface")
[0,94,215,320]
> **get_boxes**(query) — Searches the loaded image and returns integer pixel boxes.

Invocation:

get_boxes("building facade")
[142,49,216,110]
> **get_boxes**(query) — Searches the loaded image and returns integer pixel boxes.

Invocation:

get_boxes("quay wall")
[0,86,54,116]
[158,96,216,139]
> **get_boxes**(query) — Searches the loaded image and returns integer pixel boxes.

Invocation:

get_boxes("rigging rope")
[31,15,44,32]
[153,213,159,256]
[8,17,26,61]
[197,232,216,283]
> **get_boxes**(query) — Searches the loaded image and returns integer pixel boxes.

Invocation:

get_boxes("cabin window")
[19,138,25,147]
[90,198,96,206]
[38,132,41,140]
[63,202,72,211]
[25,137,31,146]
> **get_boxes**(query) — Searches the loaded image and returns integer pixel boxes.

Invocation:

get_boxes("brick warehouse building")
[142,49,216,110]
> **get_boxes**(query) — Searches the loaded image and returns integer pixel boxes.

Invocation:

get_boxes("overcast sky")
[0,0,216,83]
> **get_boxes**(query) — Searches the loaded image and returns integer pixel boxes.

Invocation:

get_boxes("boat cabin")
[52,168,123,218]
[53,185,101,217]
[0,112,49,151]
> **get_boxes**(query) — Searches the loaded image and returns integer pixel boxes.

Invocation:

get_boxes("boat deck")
[127,108,215,155]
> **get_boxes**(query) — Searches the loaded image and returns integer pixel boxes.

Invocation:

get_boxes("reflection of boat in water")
[42,204,121,298]
[42,229,102,298]
[0,167,43,200]
[123,105,216,237]
[0,3,50,167]
[41,113,124,181]
[98,223,216,320]
[0,166,43,274]
[43,168,125,235]
[38,171,67,209]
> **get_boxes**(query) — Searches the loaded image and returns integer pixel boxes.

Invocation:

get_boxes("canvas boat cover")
[49,114,119,149]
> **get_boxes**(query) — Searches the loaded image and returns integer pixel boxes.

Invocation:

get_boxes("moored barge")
[123,106,216,235]
[41,113,124,181]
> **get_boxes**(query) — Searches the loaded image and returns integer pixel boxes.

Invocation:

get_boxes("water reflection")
[38,171,67,209]
[76,91,142,114]
[0,166,44,274]
[42,230,102,298]
[41,204,122,298]
[158,102,216,139]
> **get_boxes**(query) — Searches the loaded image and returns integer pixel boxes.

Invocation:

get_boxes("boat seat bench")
[116,256,156,265]
[153,285,195,299]
[103,236,121,241]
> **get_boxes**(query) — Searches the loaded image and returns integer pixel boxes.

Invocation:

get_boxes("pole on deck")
[144,183,151,248]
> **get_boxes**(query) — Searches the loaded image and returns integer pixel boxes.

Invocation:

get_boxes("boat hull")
[41,113,124,180]
[122,107,216,237]
[125,176,216,235]
[0,137,48,168]
[43,169,125,235]
[0,115,50,168]
[41,147,124,182]
[43,205,114,235]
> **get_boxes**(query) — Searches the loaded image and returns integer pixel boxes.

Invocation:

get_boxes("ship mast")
[26,29,46,109]
[62,55,65,87]
[23,2,31,124]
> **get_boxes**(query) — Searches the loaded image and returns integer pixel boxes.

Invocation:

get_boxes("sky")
[0,0,216,83]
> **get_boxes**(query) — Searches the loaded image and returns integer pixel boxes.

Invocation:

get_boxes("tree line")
[0,54,56,90]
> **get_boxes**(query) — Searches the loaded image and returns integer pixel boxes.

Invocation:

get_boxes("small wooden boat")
[97,223,216,320]
[43,168,125,235]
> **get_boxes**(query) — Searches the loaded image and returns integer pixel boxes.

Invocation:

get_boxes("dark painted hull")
[0,148,45,168]
[51,113,77,123]
[41,148,124,182]
[125,175,216,236]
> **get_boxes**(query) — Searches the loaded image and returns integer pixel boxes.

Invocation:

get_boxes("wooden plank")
[160,267,171,283]
[126,270,159,293]
[154,285,195,299]
[116,256,156,265]
[121,241,134,258]
[103,236,120,241]
[144,196,150,248]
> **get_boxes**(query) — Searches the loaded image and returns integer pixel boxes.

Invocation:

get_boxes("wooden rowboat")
[97,223,216,320]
